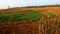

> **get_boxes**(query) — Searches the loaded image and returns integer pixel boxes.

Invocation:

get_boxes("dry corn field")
[39,18,60,34]
[0,18,60,34]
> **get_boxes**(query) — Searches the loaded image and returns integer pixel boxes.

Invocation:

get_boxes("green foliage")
[39,13,47,18]
[0,11,40,23]
[0,11,56,23]
[0,13,23,22]
[24,11,40,21]
[46,11,56,18]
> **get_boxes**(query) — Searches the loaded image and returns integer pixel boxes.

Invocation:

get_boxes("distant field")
[0,6,60,16]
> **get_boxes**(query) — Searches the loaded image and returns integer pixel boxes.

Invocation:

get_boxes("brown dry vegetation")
[0,19,40,34]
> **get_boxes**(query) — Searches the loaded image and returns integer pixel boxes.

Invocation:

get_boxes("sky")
[0,0,60,9]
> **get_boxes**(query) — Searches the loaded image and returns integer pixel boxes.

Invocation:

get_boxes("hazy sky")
[0,0,60,9]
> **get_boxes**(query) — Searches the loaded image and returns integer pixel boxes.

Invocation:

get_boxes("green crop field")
[0,10,56,23]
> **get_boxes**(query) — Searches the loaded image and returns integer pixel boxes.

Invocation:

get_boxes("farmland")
[0,5,60,34]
